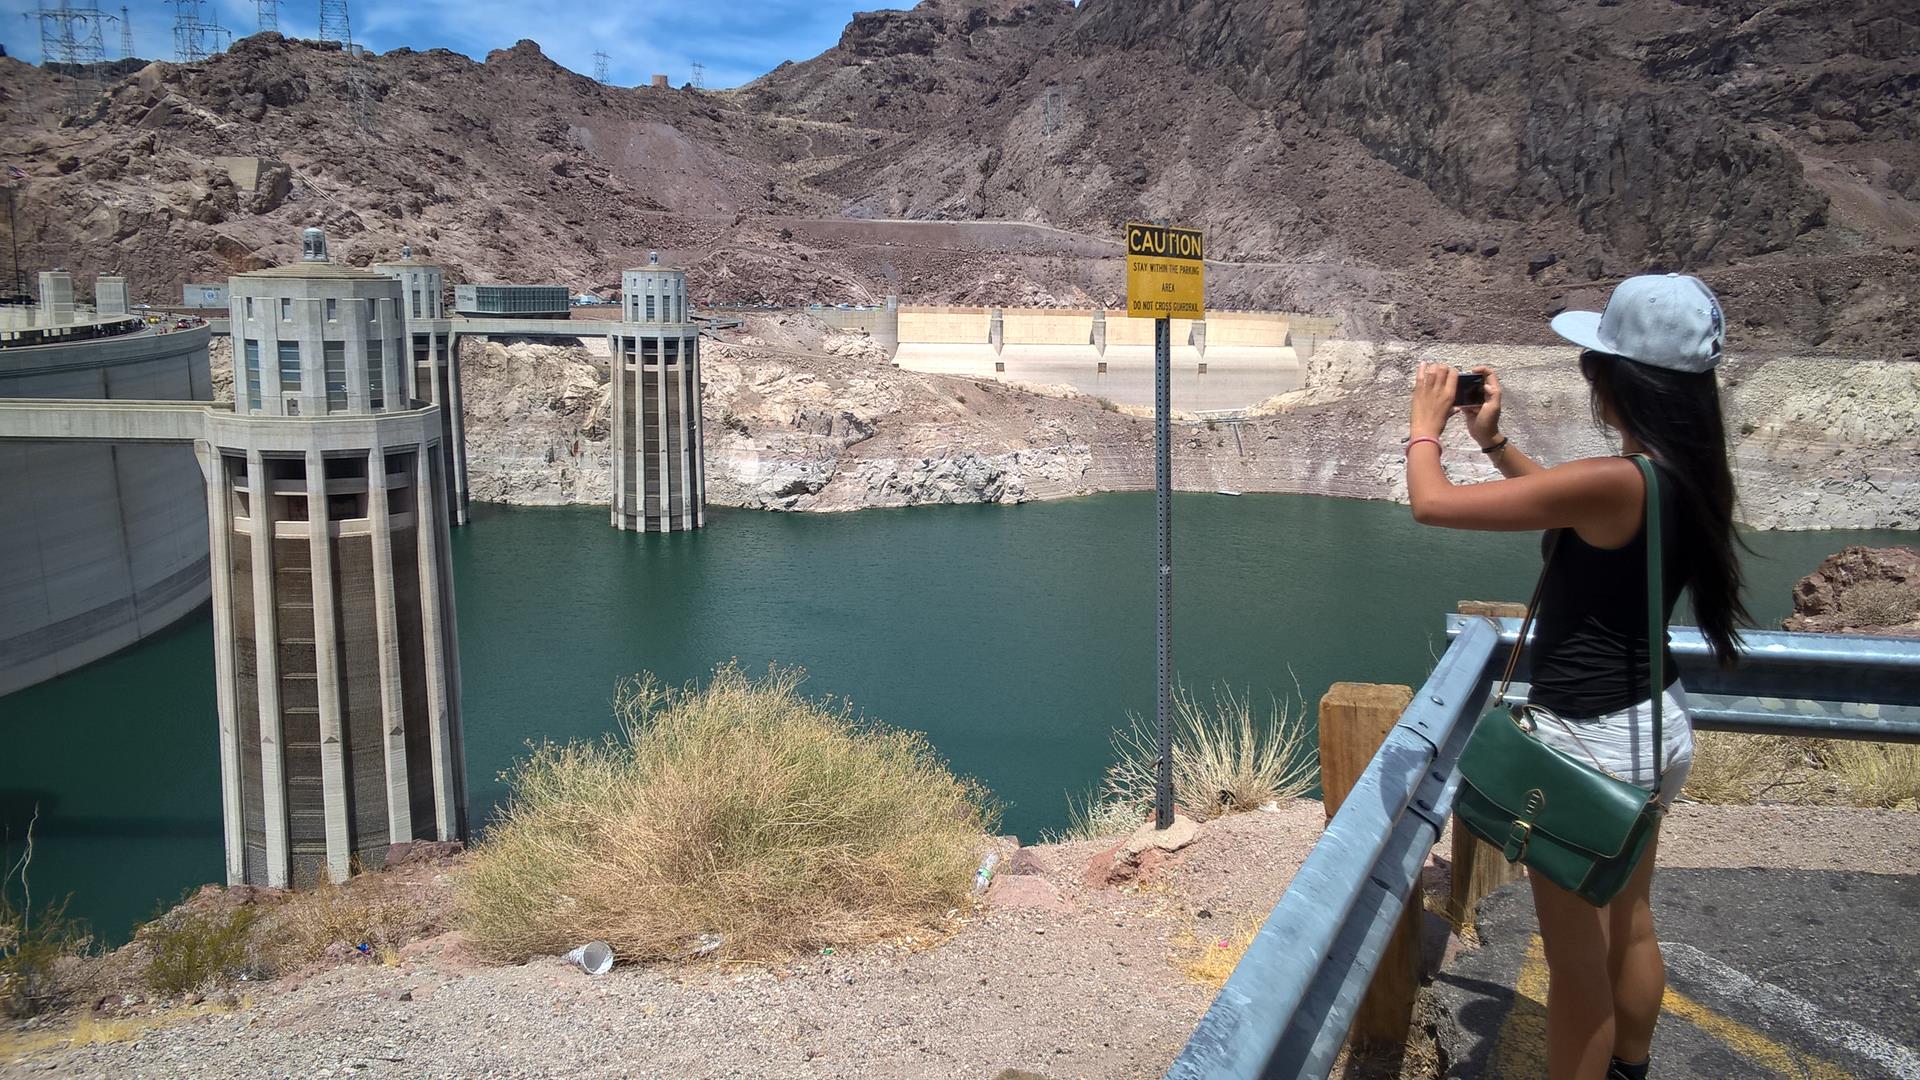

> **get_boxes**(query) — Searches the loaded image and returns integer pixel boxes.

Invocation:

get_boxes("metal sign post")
[1153,312,1174,828]
[1124,222,1204,830]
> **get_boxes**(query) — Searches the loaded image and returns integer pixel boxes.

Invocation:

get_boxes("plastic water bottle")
[972,851,1000,894]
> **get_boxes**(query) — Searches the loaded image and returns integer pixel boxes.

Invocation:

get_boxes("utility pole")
[256,0,279,33]
[119,4,132,59]
[592,50,609,84]
[690,60,704,90]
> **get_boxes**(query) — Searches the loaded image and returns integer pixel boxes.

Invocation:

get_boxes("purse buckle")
[1503,820,1532,862]
[1502,789,1547,863]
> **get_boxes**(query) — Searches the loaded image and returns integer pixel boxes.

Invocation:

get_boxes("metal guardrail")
[1165,619,1920,1080]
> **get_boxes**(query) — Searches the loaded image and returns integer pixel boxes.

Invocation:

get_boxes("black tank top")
[1527,460,1689,719]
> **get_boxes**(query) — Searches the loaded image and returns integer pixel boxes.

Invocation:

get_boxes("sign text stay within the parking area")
[1125,222,1205,319]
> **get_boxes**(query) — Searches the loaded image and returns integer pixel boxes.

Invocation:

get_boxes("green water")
[1,494,1909,941]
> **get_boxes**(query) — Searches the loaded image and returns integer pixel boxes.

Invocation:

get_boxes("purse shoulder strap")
[1630,454,1666,782]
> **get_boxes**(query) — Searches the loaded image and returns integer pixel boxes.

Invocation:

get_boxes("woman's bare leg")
[1531,868,1616,1079]
[1606,827,1666,1063]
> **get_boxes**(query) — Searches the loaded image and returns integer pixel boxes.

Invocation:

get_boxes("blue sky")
[3,0,885,89]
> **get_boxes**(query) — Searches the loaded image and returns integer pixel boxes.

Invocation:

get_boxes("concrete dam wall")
[0,323,215,696]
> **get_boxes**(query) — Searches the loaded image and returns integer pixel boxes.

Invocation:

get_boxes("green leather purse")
[1454,454,1667,908]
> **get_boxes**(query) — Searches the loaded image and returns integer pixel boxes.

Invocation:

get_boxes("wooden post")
[1318,681,1419,1050]
[1448,601,1528,934]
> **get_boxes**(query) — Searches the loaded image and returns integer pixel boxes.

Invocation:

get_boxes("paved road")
[1431,869,1920,1079]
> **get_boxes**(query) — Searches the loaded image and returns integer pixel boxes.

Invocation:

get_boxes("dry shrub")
[1100,684,1317,824]
[142,906,259,996]
[1822,741,1920,809]
[1843,579,1919,629]
[263,880,423,970]
[1682,731,1821,805]
[458,664,994,964]
[2,812,93,1017]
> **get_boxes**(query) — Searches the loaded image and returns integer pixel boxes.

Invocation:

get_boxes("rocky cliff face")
[2,1,1914,352]
[1784,547,1920,636]
[1076,0,1833,267]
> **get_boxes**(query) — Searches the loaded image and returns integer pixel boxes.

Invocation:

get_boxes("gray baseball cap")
[1550,273,1725,372]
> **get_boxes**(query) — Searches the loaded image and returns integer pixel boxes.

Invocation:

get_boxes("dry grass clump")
[1682,731,1821,805]
[1822,741,1920,809]
[1171,913,1262,989]
[1684,731,1920,810]
[1101,684,1317,825]
[458,664,994,964]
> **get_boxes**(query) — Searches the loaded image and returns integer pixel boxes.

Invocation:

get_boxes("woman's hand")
[1462,364,1503,448]
[1410,363,1457,439]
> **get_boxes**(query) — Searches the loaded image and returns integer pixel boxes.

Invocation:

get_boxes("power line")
[256,0,279,33]
[592,50,609,84]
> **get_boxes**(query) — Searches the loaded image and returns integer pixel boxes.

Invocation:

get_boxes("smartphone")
[1454,372,1487,407]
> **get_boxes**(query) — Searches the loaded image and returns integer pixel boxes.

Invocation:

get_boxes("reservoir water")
[2,493,1909,940]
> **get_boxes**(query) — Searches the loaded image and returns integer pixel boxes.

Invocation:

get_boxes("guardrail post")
[1447,602,1527,934]
[1318,682,1421,1049]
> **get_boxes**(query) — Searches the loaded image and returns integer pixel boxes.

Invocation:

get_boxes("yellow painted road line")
[1663,987,1854,1080]
[1491,936,1854,1080]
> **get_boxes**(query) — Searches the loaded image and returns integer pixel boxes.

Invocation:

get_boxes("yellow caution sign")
[1125,222,1205,319]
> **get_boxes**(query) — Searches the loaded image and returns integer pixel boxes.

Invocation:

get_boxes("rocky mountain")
[1,0,1915,352]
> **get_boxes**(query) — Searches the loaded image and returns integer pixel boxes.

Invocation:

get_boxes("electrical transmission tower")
[23,0,117,113]
[317,0,351,45]
[690,61,704,90]
[119,4,132,59]
[256,0,279,33]
[593,50,609,84]
[170,0,230,63]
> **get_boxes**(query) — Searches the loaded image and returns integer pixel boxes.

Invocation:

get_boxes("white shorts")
[1526,685,1695,807]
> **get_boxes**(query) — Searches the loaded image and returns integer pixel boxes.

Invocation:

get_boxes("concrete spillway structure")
[881,305,1307,413]
[217,228,466,887]
[0,286,214,697]
[374,251,470,525]
[611,262,705,531]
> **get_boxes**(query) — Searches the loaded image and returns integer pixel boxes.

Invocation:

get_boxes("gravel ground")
[5,799,1913,1080]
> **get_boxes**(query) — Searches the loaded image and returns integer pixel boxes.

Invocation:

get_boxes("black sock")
[1608,1058,1649,1080]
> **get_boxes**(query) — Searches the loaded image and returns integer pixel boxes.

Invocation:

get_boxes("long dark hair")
[1580,350,1750,664]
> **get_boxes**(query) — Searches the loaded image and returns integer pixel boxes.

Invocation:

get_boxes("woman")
[1405,273,1749,1080]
